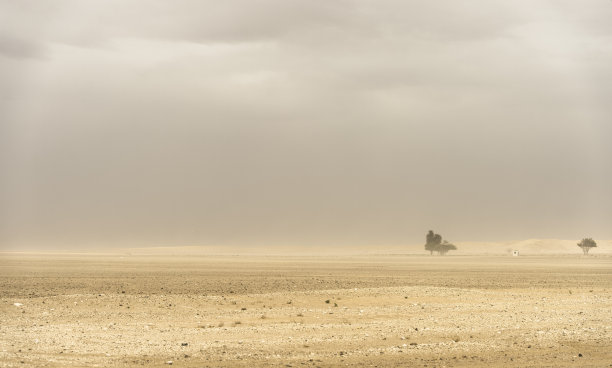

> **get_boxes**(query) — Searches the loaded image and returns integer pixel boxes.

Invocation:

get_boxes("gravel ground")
[1,254,611,367]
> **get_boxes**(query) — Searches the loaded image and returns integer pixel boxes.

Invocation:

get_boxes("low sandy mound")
[454,239,612,256]
[107,239,612,257]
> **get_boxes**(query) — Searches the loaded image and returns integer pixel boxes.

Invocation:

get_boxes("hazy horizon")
[2,1,611,251]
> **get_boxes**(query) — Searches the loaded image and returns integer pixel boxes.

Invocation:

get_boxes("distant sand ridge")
[104,238,612,257]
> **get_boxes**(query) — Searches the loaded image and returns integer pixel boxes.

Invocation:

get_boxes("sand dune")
[102,238,612,257]
[5,239,609,257]
[453,238,612,255]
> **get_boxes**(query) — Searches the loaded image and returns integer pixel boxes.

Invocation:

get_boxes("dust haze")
[1,0,611,250]
[1,2,612,367]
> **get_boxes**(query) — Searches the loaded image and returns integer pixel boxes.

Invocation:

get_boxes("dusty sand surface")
[1,253,611,367]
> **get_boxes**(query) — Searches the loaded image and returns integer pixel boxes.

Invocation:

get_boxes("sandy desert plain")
[1,240,611,367]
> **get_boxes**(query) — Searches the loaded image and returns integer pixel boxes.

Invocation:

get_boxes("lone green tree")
[577,238,597,255]
[425,230,457,255]
[438,240,457,255]
[425,230,441,255]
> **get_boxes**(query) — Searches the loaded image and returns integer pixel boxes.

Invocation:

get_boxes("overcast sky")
[1,0,611,250]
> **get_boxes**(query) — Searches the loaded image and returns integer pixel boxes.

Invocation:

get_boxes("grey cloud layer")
[1,1,611,249]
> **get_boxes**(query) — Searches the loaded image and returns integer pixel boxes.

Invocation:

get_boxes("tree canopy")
[425,230,457,255]
[577,238,597,255]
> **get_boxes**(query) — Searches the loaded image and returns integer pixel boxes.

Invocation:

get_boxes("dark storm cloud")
[1,0,611,250]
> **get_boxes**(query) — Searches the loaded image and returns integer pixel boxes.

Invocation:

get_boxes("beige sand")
[1,251,611,367]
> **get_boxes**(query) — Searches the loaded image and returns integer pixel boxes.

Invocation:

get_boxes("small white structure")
[512,250,520,256]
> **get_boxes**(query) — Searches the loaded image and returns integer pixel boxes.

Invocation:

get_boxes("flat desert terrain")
[1,253,611,367]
